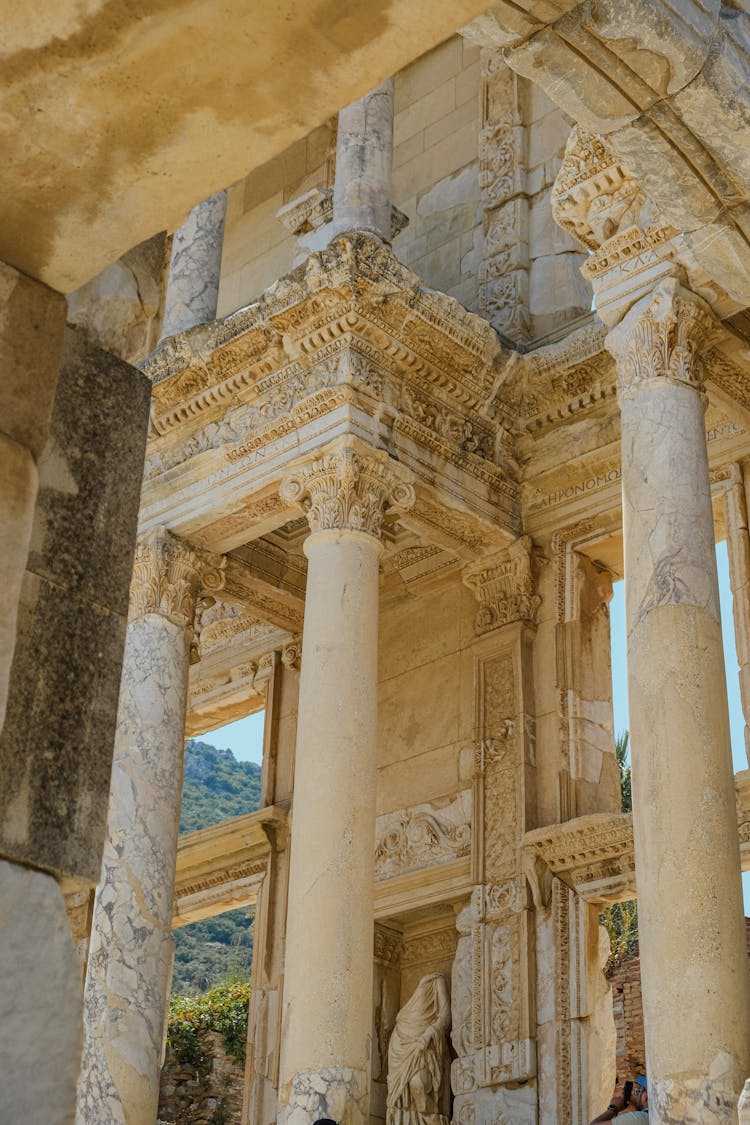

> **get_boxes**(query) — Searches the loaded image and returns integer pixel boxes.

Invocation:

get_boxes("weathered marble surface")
[612,282,750,1121]
[282,1065,369,1125]
[331,80,394,242]
[0,259,65,727]
[0,859,82,1124]
[76,614,191,1125]
[162,189,227,338]
[0,325,150,882]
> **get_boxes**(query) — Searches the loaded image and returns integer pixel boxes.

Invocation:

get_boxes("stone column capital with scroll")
[128,526,225,627]
[462,535,542,635]
[280,440,415,541]
[606,277,720,403]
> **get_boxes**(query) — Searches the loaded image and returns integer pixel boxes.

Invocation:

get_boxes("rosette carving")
[129,527,225,628]
[606,278,719,400]
[280,443,415,539]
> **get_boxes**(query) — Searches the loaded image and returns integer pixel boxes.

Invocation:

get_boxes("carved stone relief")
[374,792,472,881]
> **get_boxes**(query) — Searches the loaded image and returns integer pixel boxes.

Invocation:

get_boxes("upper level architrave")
[139,234,520,556]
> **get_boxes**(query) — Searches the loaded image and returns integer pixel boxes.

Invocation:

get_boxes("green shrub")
[167,980,251,1072]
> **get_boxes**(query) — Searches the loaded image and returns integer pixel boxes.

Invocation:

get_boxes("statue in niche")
[386,972,451,1125]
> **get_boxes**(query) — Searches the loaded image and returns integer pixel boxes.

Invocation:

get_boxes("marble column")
[161,189,228,338]
[331,79,394,242]
[76,529,224,1125]
[0,260,66,727]
[607,277,750,1123]
[724,464,750,765]
[277,440,414,1125]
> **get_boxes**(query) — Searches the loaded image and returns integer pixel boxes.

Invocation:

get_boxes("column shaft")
[610,279,750,1122]
[76,531,223,1125]
[724,466,750,765]
[332,80,394,242]
[277,441,414,1125]
[162,189,228,338]
[279,530,381,1125]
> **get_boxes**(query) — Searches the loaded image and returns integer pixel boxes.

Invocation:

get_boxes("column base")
[651,1056,746,1124]
[279,1066,369,1125]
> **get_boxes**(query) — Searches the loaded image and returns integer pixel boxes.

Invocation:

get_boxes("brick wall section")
[607,918,750,1081]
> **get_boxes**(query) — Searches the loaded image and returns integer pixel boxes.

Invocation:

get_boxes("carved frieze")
[280,441,415,539]
[374,792,472,881]
[522,813,635,907]
[462,536,541,634]
[129,527,225,628]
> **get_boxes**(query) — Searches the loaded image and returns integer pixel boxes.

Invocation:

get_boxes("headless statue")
[386,972,451,1125]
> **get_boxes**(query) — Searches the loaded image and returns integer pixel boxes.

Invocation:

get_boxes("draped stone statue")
[386,972,451,1125]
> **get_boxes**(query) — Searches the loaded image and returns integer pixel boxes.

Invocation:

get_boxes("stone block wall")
[391,36,482,313]
[217,120,336,317]
[158,1030,245,1125]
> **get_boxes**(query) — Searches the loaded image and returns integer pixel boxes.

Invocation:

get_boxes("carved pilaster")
[606,278,719,401]
[462,535,541,634]
[280,441,415,538]
[129,527,225,628]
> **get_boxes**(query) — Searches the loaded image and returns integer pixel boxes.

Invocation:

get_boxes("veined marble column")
[331,80,394,242]
[608,277,750,1123]
[161,189,228,338]
[76,529,224,1125]
[277,441,414,1125]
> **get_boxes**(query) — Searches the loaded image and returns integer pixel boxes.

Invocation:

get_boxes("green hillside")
[172,739,262,995]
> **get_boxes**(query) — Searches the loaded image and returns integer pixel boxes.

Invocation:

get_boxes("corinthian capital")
[606,278,719,401]
[462,535,541,634]
[280,440,415,539]
[129,528,225,628]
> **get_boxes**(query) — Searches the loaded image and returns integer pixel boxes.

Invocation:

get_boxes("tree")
[601,730,638,964]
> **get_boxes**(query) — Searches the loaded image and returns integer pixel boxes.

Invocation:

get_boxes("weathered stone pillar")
[724,464,750,765]
[76,529,224,1125]
[607,277,750,1122]
[161,189,228,338]
[0,261,66,727]
[277,440,413,1125]
[331,80,394,242]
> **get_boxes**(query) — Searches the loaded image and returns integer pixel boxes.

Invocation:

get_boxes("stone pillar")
[161,189,228,338]
[76,529,224,1125]
[607,277,750,1122]
[0,260,66,727]
[277,440,413,1125]
[331,80,394,242]
[724,464,750,765]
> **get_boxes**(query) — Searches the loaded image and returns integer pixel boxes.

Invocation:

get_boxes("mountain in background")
[173,739,262,995]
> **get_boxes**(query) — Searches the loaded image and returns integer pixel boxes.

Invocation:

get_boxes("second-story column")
[161,189,228,338]
[76,528,224,1125]
[608,278,750,1122]
[331,80,394,242]
[277,439,414,1125]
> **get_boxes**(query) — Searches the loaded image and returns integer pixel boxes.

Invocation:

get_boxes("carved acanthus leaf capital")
[606,278,719,401]
[129,527,225,628]
[462,535,541,634]
[280,442,415,539]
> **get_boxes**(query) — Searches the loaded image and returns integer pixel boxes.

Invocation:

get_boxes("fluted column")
[277,440,414,1125]
[76,529,224,1125]
[331,80,394,242]
[161,189,228,338]
[607,277,750,1123]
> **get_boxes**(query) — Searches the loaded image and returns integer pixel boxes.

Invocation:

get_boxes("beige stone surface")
[0,859,82,1125]
[0,0,492,291]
